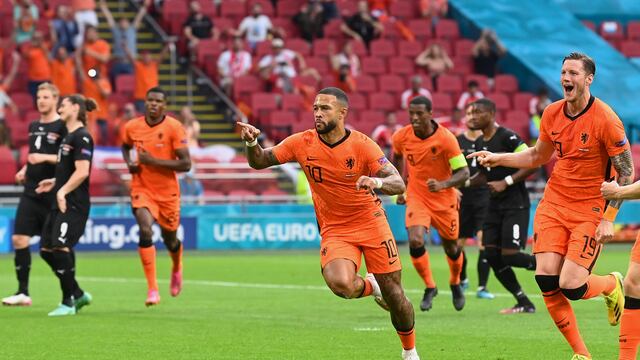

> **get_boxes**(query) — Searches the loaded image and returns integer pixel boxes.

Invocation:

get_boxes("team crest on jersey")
[580,132,589,144]
[431,147,437,154]
[158,132,163,140]
[47,132,60,144]
[61,144,73,156]
[345,157,355,169]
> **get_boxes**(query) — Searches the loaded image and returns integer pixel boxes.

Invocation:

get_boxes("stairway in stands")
[98,1,239,148]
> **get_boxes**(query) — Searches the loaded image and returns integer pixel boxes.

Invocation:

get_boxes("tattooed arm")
[596,148,634,243]
[237,122,281,170]
[356,162,406,196]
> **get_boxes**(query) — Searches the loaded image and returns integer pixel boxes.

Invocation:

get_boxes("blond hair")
[37,82,60,99]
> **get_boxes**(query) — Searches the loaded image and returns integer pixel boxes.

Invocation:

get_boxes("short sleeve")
[362,136,388,175]
[238,18,249,32]
[172,122,188,150]
[121,122,132,146]
[73,133,93,161]
[538,108,551,143]
[391,129,404,155]
[601,111,630,157]
[271,133,300,164]
[443,133,466,170]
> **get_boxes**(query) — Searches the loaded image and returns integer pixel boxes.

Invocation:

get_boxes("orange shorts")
[320,225,402,274]
[533,200,602,271]
[405,198,458,240]
[631,232,640,264]
[131,191,181,231]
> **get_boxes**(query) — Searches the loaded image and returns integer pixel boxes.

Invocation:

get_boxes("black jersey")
[24,119,66,196]
[53,127,93,213]
[475,126,530,209]
[457,132,489,202]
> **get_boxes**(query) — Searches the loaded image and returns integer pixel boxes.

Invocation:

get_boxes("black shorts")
[459,198,489,239]
[41,209,88,249]
[14,194,51,236]
[482,208,529,250]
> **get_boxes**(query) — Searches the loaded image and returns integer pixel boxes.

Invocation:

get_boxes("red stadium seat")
[286,38,311,56]
[324,19,344,38]
[394,110,409,125]
[220,0,247,20]
[620,40,640,57]
[196,39,223,67]
[350,40,368,57]
[368,92,396,112]
[11,92,34,111]
[234,75,264,101]
[312,39,335,57]
[431,93,453,115]
[0,146,17,184]
[305,57,330,74]
[628,21,640,40]
[512,92,535,112]
[254,41,272,58]
[349,93,367,111]
[251,93,278,122]
[398,40,423,57]
[247,0,275,16]
[582,20,596,32]
[451,56,473,75]
[276,0,304,17]
[281,93,305,111]
[361,57,386,75]
[487,92,511,111]
[494,74,519,93]
[196,0,217,17]
[436,74,463,94]
[268,110,297,126]
[115,75,136,97]
[337,0,358,16]
[18,144,29,167]
[370,39,396,58]
[463,74,490,93]
[8,119,29,148]
[388,56,415,75]
[454,39,475,57]
[271,17,298,38]
[24,110,40,123]
[408,20,432,40]
[357,110,385,135]
[435,19,460,39]
[378,74,405,93]
[355,75,377,92]
[599,21,625,41]
[389,1,416,19]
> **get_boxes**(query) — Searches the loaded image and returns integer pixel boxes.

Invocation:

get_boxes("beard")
[316,120,337,134]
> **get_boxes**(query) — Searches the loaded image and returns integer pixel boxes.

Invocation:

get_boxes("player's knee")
[11,235,29,249]
[624,276,640,297]
[138,227,154,246]
[535,274,560,292]
[560,284,587,301]
[138,236,153,248]
[408,235,424,248]
[380,284,404,305]
[327,278,358,299]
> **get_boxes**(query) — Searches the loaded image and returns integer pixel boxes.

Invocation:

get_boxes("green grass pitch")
[0,244,633,359]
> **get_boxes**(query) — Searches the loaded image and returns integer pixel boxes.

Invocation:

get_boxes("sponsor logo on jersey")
[61,144,74,156]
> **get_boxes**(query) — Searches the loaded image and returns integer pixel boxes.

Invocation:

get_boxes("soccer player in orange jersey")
[237,87,419,360]
[391,96,470,312]
[601,181,640,359]
[121,87,191,306]
[469,52,632,360]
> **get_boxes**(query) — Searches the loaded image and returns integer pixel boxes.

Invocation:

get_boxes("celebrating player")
[391,96,470,312]
[601,180,640,359]
[465,99,537,314]
[35,95,95,316]
[456,117,494,300]
[2,83,66,306]
[238,87,419,360]
[469,52,630,359]
[121,87,191,306]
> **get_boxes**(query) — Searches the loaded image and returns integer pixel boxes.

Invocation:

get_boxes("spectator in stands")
[257,38,320,93]
[72,0,98,47]
[217,36,252,97]
[472,29,506,87]
[320,0,339,20]
[415,43,453,90]
[371,112,402,157]
[456,80,484,110]
[436,108,465,135]
[529,88,550,144]
[180,106,201,148]
[341,1,383,49]
[24,31,52,102]
[115,102,137,146]
[50,4,79,54]
[235,3,273,50]
[0,52,20,124]
[293,1,327,43]
[0,122,11,147]
[125,41,171,113]
[51,46,77,96]
[13,0,39,44]
[82,68,112,145]
[401,75,432,109]
[419,0,448,24]
[183,0,219,56]
[334,63,357,93]
[100,0,150,86]
[77,25,111,82]
[179,170,204,205]
[330,41,360,77]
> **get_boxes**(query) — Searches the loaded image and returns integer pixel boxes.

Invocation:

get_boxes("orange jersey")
[51,58,77,96]
[82,39,110,76]
[121,116,188,201]
[26,47,51,81]
[272,129,390,238]
[133,60,159,101]
[539,96,630,216]
[392,121,464,211]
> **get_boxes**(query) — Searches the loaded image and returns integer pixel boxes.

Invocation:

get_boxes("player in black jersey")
[465,99,538,314]
[2,83,66,306]
[456,121,495,300]
[35,95,95,316]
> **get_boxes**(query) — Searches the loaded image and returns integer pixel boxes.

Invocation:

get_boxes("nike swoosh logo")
[551,131,560,135]
[306,157,318,161]
[388,259,398,265]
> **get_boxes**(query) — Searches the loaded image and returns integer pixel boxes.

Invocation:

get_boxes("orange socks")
[358,276,373,298]
[620,299,640,360]
[580,274,616,299]
[410,252,436,288]
[169,242,183,273]
[543,289,590,357]
[397,327,416,350]
[446,252,464,285]
[138,246,158,291]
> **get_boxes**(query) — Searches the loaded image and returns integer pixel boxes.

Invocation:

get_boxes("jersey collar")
[318,128,351,148]
[563,95,595,121]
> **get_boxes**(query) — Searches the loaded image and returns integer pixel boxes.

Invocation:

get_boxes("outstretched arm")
[237,122,281,170]
[602,178,640,200]
[133,0,150,30]
[356,162,406,196]
[596,148,634,243]
[469,139,555,169]
[99,0,116,29]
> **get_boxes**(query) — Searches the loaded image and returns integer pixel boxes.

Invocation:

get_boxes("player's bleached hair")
[37,82,60,99]
[63,94,97,125]
[562,52,596,76]
[318,87,349,107]
[471,98,496,113]
[409,96,432,111]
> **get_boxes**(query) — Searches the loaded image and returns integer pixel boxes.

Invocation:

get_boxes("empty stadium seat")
[312,39,335,57]
[388,57,415,75]
[454,39,475,57]
[281,93,305,111]
[11,92,34,111]
[115,75,136,97]
[378,74,405,93]
[408,20,432,40]
[361,57,386,75]
[370,39,396,57]
[248,0,275,16]
[494,74,519,93]
[389,1,416,19]
[349,93,367,111]
[487,92,511,111]
[621,41,640,57]
[220,0,247,20]
[196,39,223,66]
[324,19,344,38]
[368,92,397,112]
[0,146,17,184]
[436,74,463,94]
[512,92,535,112]
[268,110,297,127]
[435,19,460,39]
[431,93,453,115]
[398,40,423,57]
[287,38,311,56]
[233,75,264,101]
[355,75,377,92]
[628,21,640,40]
[305,57,330,74]
[276,0,304,17]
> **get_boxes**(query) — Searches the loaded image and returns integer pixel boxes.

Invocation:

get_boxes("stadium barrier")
[0,201,639,253]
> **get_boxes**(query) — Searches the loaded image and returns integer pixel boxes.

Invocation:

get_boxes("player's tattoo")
[375,162,406,195]
[246,147,280,169]
[609,149,633,209]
